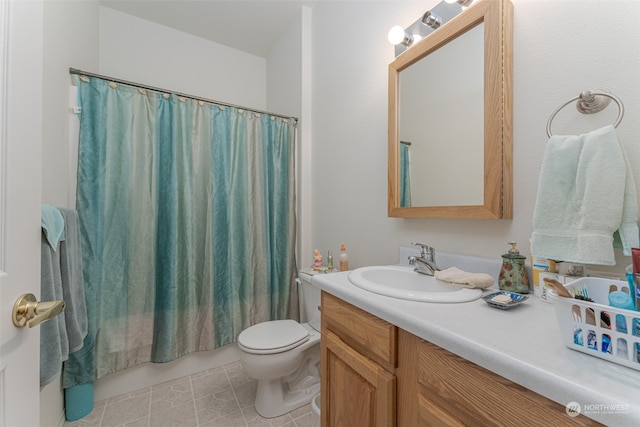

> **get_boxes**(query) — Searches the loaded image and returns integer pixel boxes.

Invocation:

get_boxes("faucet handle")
[411,242,433,257]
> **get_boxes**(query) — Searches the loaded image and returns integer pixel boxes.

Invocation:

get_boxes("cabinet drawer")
[417,340,602,426]
[321,292,397,370]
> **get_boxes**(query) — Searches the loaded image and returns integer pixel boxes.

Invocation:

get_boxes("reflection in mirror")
[388,0,513,219]
[399,23,484,207]
[399,141,412,207]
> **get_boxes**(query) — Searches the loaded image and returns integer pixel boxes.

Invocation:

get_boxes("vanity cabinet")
[321,292,397,426]
[399,331,601,426]
[321,291,602,427]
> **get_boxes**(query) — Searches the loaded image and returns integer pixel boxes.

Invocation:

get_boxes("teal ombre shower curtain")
[400,142,411,207]
[64,76,296,385]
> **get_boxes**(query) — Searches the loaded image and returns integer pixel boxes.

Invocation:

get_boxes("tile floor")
[63,361,315,427]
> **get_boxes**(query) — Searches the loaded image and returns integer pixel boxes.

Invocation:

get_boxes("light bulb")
[446,0,474,5]
[387,25,406,45]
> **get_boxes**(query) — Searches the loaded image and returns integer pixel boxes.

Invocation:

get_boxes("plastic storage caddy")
[549,277,640,371]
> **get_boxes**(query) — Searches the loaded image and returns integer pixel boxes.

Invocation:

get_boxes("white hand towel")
[531,125,639,265]
[434,267,495,289]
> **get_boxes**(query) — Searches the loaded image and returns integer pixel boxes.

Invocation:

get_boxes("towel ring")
[546,90,624,138]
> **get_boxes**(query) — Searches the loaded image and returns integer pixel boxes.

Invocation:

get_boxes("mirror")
[388,0,513,219]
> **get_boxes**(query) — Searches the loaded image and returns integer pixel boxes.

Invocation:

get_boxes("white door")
[0,1,44,426]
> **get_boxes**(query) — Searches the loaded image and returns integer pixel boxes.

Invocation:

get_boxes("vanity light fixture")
[390,0,465,57]
[421,11,442,29]
[388,25,415,46]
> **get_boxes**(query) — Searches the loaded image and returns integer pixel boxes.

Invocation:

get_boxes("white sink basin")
[347,265,483,303]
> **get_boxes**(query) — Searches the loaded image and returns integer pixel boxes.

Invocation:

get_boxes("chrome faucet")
[408,242,440,276]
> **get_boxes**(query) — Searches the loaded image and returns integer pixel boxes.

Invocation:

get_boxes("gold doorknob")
[12,293,66,328]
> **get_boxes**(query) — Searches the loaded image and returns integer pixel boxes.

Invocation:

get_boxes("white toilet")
[238,270,321,418]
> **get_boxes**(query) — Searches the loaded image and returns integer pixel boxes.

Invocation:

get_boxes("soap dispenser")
[499,242,530,294]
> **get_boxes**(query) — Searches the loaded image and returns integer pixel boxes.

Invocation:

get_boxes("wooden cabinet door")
[322,330,396,427]
[417,394,465,427]
[398,330,602,427]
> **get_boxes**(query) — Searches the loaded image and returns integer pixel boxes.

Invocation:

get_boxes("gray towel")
[58,208,87,353]
[40,208,88,388]
[40,231,69,388]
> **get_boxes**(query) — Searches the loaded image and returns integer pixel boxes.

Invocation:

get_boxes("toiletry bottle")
[625,264,636,311]
[340,243,349,271]
[327,250,334,271]
[632,247,640,311]
[499,242,530,294]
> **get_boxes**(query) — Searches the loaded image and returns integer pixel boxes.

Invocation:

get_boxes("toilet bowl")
[238,270,321,418]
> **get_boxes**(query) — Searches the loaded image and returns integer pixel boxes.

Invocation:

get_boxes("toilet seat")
[238,319,310,355]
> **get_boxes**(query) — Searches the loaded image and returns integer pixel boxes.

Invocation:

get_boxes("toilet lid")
[238,320,310,355]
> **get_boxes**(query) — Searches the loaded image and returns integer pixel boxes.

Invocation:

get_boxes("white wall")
[310,0,640,274]
[99,7,267,110]
[267,9,302,118]
[266,6,313,268]
[41,0,99,207]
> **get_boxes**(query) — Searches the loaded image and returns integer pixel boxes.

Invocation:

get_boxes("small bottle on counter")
[340,243,349,271]
[327,250,334,271]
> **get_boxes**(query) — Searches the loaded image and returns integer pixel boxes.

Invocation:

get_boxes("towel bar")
[546,90,624,138]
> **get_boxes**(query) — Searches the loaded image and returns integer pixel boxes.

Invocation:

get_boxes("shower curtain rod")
[69,68,298,124]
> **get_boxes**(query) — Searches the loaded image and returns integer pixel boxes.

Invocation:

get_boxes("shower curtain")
[400,142,412,207]
[63,76,297,388]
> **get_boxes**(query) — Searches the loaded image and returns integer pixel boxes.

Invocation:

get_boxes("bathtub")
[94,343,240,401]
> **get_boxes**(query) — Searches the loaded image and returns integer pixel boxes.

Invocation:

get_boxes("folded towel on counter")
[434,267,495,289]
[58,208,87,353]
[41,204,65,251]
[530,125,639,265]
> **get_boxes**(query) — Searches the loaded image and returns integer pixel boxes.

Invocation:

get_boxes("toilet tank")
[300,270,321,331]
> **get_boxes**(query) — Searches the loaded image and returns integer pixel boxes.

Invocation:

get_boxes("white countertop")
[312,269,640,426]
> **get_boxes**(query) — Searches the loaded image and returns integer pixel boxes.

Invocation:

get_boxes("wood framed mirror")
[388,0,512,219]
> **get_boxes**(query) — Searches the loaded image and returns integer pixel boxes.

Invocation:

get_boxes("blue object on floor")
[65,383,94,421]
